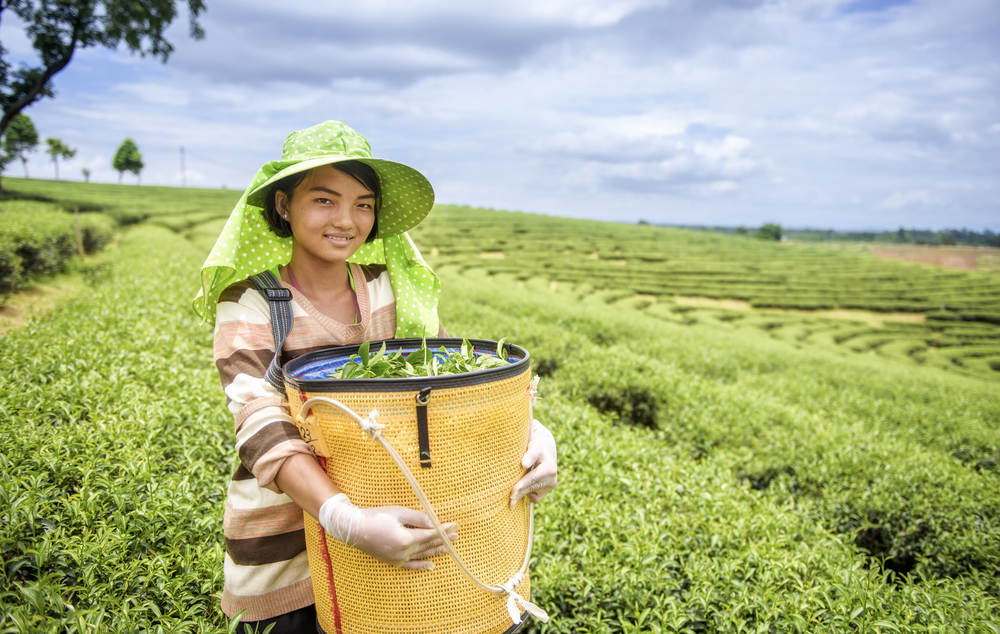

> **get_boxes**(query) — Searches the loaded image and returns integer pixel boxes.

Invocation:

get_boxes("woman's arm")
[216,283,456,568]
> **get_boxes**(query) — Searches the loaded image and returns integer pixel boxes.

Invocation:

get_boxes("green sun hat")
[245,120,434,238]
[193,120,441,335]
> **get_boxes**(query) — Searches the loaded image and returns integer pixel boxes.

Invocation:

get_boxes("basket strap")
[249,270,294,391]
[297,395,550,626]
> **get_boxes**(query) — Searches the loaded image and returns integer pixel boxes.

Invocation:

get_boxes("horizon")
[4,175,997,236]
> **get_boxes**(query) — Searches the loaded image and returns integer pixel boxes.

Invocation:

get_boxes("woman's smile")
[324,234,355,245]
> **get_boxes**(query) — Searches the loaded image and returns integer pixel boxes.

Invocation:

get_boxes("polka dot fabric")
[192,121,440,337]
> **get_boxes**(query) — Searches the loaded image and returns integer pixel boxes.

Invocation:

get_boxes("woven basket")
[283,338,541,634]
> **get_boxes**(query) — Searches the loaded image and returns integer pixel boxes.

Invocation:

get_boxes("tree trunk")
[22,159,29,179]
[0,16,81,141]
[54,158,60,181]
[118,171,123,185]
[75,207,84,257]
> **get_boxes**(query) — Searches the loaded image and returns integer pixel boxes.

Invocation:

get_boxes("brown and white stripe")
[215,263,400,622]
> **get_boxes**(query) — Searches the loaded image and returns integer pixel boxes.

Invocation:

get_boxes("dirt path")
[872,245,1000,274]
[0,276,86,334]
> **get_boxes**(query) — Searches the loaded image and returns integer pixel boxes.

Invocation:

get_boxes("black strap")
[416,387,432,468]
[249,271,294,391]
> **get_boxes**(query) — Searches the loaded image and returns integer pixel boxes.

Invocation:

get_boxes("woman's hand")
[510,419,558,507]
[318,494,459,570]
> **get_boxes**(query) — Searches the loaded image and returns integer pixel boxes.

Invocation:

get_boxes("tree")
[754,223,784,241]
[1,113,37,178]
[113,138,143,184]
[0,0,205,191]
[46,137,75,180]
[81,166,90,182]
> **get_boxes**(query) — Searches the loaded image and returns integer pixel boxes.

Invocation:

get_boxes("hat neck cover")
[193,120,439,337]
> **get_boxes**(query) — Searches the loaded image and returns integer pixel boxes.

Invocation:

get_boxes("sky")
[2,0,998,231]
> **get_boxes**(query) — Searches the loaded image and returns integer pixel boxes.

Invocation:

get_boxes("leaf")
[370,341,387,365]
[368,361,392,377]
[358,340,371,365]
[496,337,508,361]
[406,346,431,366]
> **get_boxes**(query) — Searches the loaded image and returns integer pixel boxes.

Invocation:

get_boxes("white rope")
[299,394,549,625]
[359,408,383,439]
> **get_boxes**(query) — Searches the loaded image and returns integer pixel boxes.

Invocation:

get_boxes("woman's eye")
[315,197,332,204]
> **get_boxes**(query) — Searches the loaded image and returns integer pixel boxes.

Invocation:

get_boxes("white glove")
[510,419,558,508]
[318,493,459,570]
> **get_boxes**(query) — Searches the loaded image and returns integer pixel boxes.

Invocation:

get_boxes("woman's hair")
[261,160,381,242]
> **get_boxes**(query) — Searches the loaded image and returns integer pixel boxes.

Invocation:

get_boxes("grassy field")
[0,182,998,632]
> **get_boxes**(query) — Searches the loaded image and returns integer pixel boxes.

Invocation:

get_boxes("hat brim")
[245,156,434,239]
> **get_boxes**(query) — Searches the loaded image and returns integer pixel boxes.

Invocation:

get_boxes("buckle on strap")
[264,288,293,301]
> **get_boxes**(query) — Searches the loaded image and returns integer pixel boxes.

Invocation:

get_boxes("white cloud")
[113,83,190,107]
[877,190,935,211]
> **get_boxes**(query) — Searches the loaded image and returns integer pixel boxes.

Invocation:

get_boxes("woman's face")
[277,165,376,265]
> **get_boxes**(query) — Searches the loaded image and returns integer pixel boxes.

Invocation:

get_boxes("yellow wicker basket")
[283,338,546,634]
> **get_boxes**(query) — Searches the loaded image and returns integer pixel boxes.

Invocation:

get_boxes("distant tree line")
[1,112,145,184]
[0,0,204,192]
[783,227,999,247]
[663,223,1000,247]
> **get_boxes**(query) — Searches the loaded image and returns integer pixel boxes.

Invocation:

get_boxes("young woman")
[193,121,558,632]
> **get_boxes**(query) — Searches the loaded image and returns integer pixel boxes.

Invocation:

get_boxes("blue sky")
[2,0,998,230]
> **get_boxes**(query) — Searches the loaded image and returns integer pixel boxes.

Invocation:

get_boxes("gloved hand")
[318,493,459,570]
[510,419,558,508]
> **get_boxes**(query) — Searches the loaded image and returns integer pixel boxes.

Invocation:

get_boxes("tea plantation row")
[2,178,240,226]
[437,266,1000,632]
[409,205,1000,382]
[0,200,115,295]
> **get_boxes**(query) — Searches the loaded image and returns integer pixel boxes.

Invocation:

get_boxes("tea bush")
[2,177,241,225]
[435,265,1000,631]
[148,210,231,233]
[0,201,116,295]
[0,225,231,632]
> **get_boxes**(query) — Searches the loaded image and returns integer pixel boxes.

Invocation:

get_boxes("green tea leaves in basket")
[328,338,511,379]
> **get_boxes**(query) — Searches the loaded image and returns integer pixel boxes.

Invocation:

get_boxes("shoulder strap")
[249,270,293,391]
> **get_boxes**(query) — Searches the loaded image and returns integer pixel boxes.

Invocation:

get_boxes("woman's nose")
[328,205,353,228]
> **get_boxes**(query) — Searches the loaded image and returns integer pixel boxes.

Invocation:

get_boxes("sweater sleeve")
[214,281,313,493]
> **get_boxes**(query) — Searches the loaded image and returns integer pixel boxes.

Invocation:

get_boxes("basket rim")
[283,337,531,392]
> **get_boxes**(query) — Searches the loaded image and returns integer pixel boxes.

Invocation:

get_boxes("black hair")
[261,160,381,242]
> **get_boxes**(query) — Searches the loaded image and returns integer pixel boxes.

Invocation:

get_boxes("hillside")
[411,205,1000,382]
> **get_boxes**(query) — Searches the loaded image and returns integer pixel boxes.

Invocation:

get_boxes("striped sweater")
[214,263,416,621]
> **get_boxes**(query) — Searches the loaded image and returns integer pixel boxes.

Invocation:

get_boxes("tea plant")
[434,266,1000,631]
[0,200,115,295]
[0,225,232,632]
[330,338,509,378]
[2,176,242,224]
